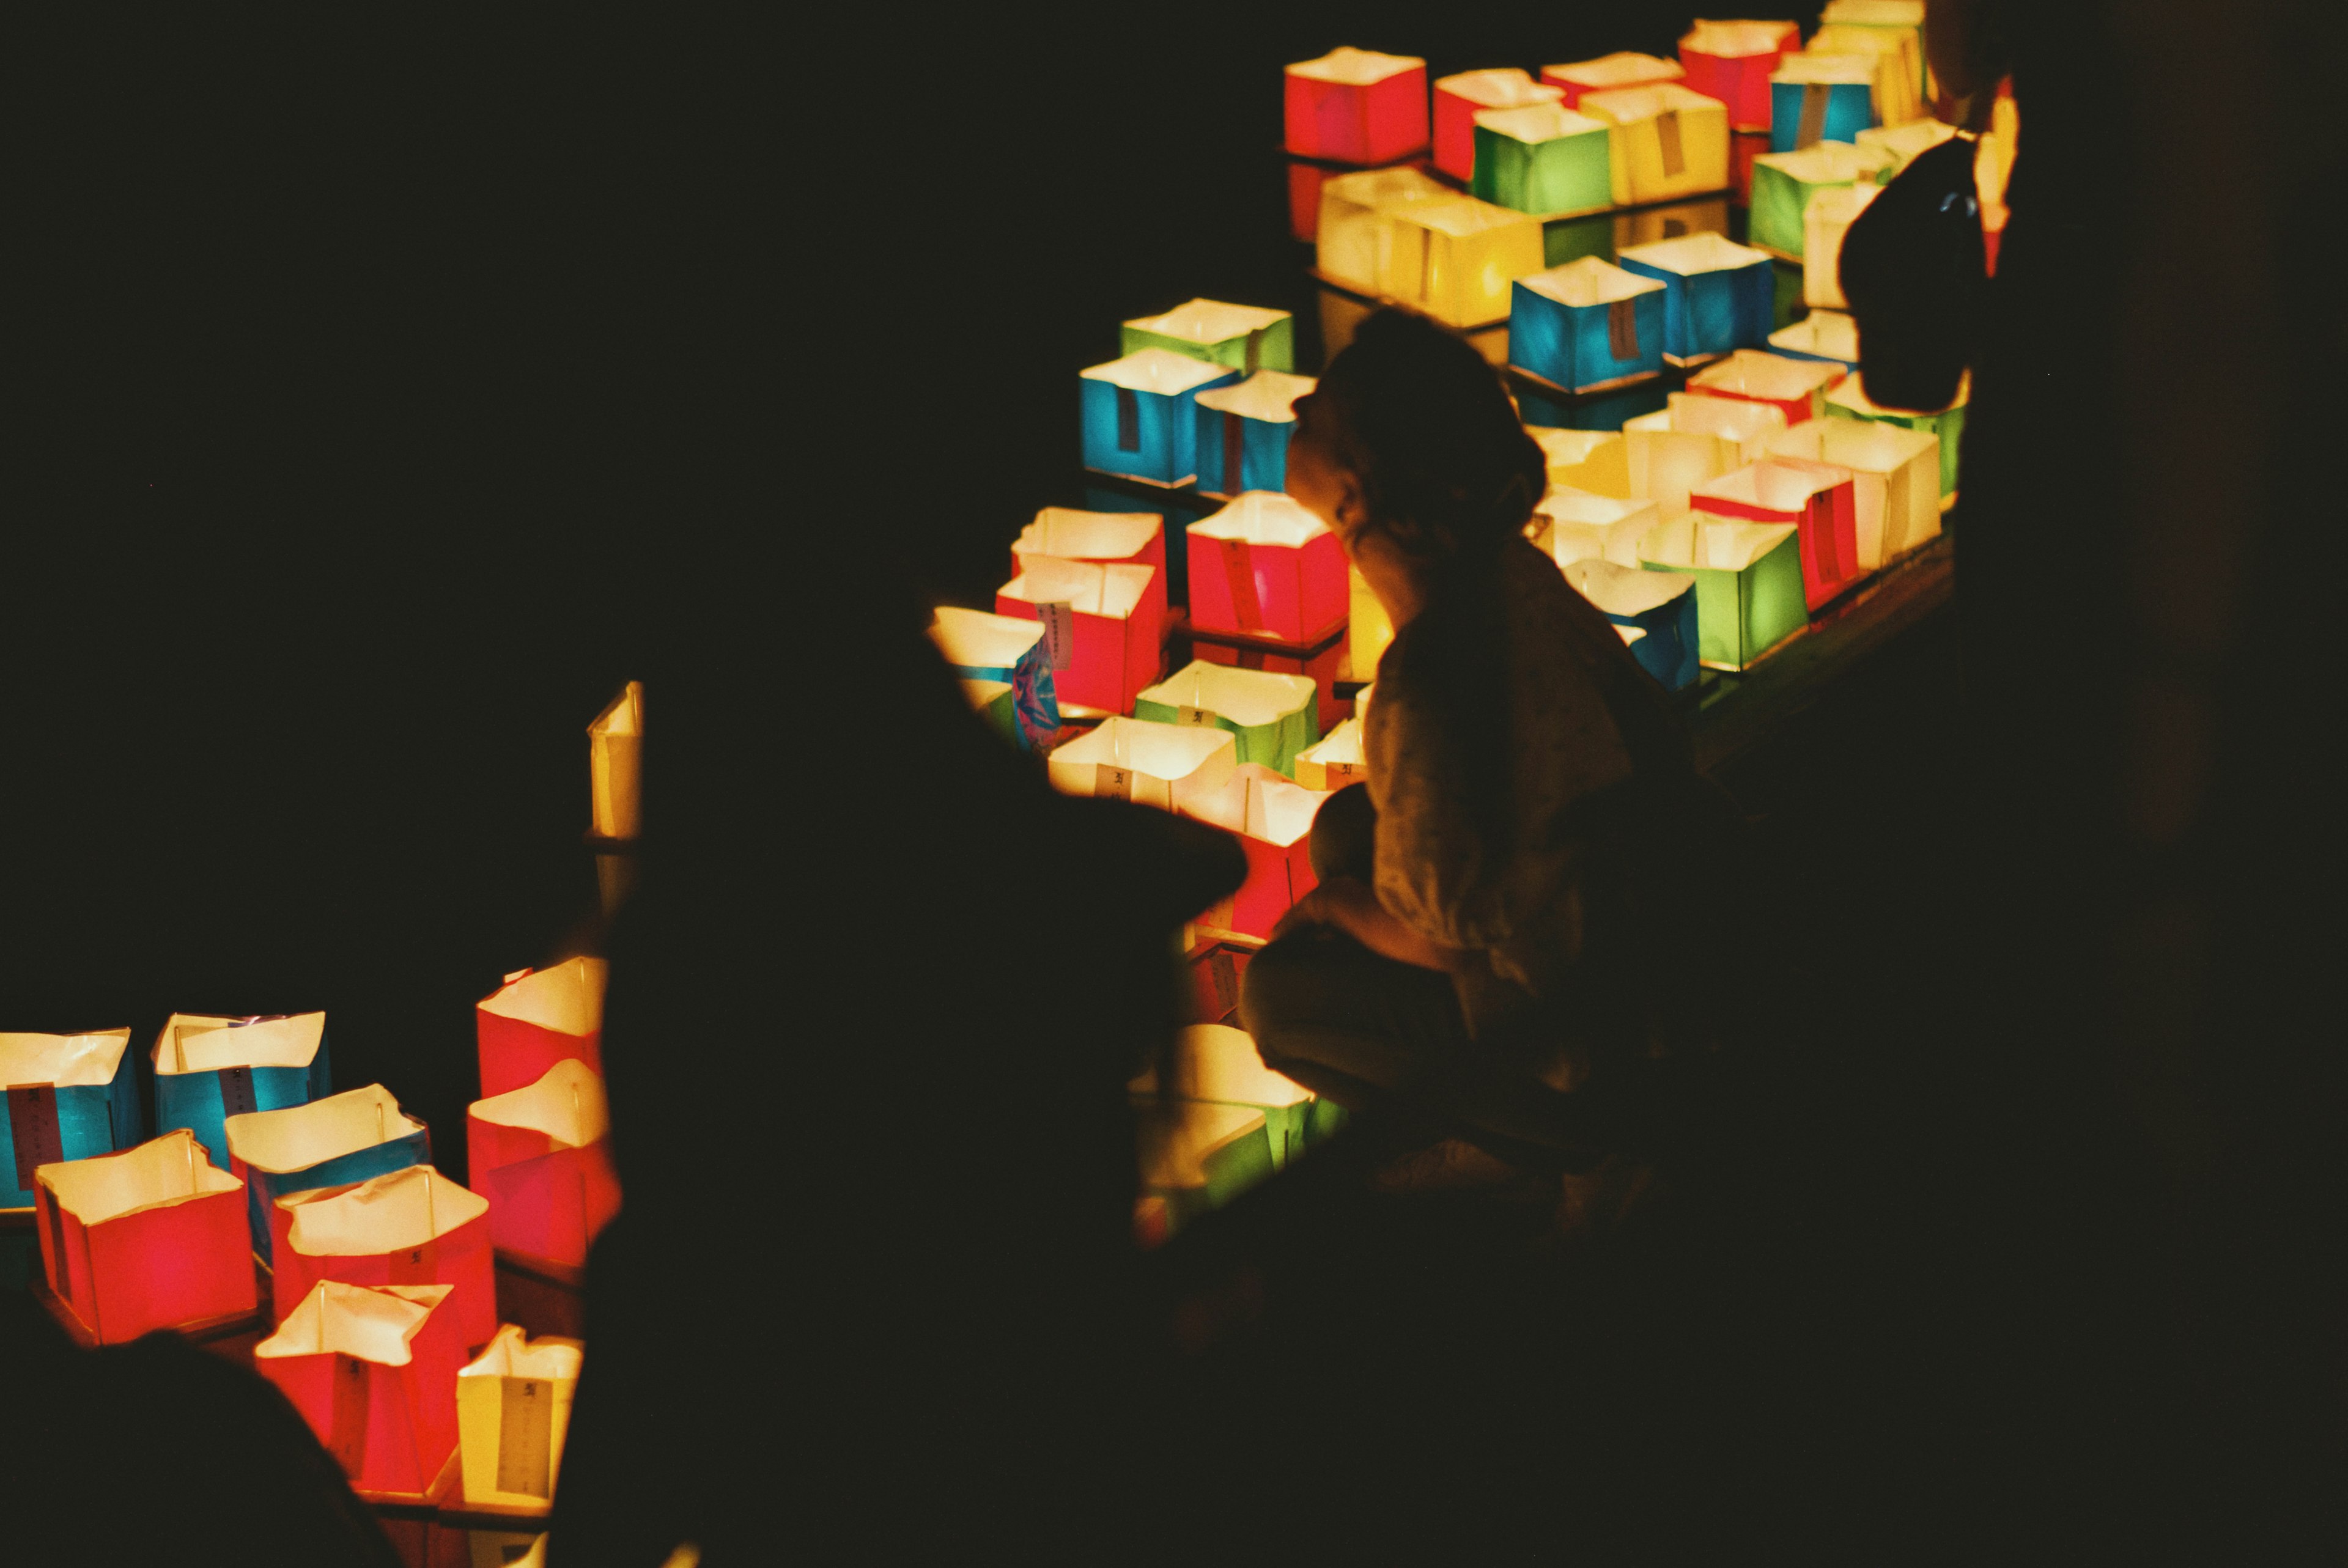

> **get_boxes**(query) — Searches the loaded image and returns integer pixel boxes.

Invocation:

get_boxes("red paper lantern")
[1284,47,1430,165]
[1183,764,1332,938]
[34,1129,254,1344]
[270,1165,497,1352]
[1690,457,1866,610]
[467,1059,622,1271]
[1432,68,1560,182]
[1011,509,1168,630]
[255,1281,466,1502]
[1685,348,1849,427]
[1678,20,1800,132]
[475,957,604,1100]
[1186,493,1349,646]
[994,556,1164,716]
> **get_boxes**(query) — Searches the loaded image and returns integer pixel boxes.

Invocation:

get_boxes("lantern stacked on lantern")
[469,965,621,1276]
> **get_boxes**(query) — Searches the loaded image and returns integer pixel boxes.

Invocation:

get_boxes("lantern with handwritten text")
[2,1029,139,1210]
[1770,53,1878,153]
[152,1012,331,1174]
[931,606,1058,753]
[1579,84,1730,207]
[1293,716,1368,792]
[1080,349,1239,487]
[457,1325,582,1516]
[1187,492,1348,644]
[1047,716,1239,814]
[255,1281,465,1502]
[34,1128,253,1343]
[996,556,1163,716]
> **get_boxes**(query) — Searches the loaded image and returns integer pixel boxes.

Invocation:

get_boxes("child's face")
[1284,391,1366,558]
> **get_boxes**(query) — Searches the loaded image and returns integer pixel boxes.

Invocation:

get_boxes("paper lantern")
[1013,507,1167,629]
[1855,116,1957,175]
[1560,558,1701,691]
[33,1128,253,1344]
[930,605,1059,753]
[1313,166,1450,293]
[1609,196,1731,254]
[467,1060,622,1272]
[1729,129,1770,204]
[1194,370,1316,499]
[1134,1024,1320,1169]
[1801,179,1883,308]
[1120,299,1295,375]
[1528,426,1633,498]
[1371,195,1545,329]
[1622,391,1788,518]
[1534,485,1664,570]
[1183,764,1332,939]
[1614,233,1775,366]
[1769,53,1879,153]
[1766,418,1940,569]
[1284,47,1430,166]
[1577,84,1730,207]
[456,1325,582,1515]
[1748,141,1897,260]
[227,1084,430,1264]
[1047,715,1239,814]
[1809,28,1922,129]
[1541,52,1686,109]
[961,679,1017,745]
[255,1281,464,1502]
[1135,661,1321,778]
[1,1029,140,1210]
[271,1165,495,1351]
[1188,624,1350,735]
[586,680,642,842]
[1293,716,1367,791]
[1433,68,1560,182]
[1079,348,1238,487]
[1348,565,1393,686]
[1469,103,1612,218]
[1640,513,1807,669]
[475,959,604,1102]
[1508,258,1667,394]
[1821,0,1929,95]
[1768,309,1862,372]
[1187,491,1348,644]
[1677,20,1801,132]
[1686,347,1847,426]
[1691,458,1866,611]
[1826,370,1968,503]
[151,1012,331,1174]
[996,557,1162,716]
[1136,1099,1274,1232]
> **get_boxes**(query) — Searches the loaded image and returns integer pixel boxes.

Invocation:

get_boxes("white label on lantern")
[1094,764,1133,800]
[1175,705,1218,728]
[1036,602,1076,671]
[497,1376,555,1499]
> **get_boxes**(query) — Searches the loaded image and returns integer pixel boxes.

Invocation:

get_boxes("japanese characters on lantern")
[995,555,1164,716]
[153,1011,331,1173]
[1,1029,140,1209]
[1578,84,1732,207]
[1047,715,1239,813]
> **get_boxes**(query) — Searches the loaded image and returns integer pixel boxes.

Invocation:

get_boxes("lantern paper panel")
[1678,20,1801,132]
[1284,48,1430,166]
[996,558,1163,716]
[1293,716,1367,792]
[227,1084,432,1264]
[1803,179,1883,308]
[1535,486,1664,572]
[1529,426,1633,499]
[1748,141,1897,260]
[476,959,604,1102]
[255,1281,465,1502]
[1641,513,1808,669]
[1469,103,1612,218]
[1349,564,1393,683]
[586,681,643,842]
[456,1325,583,1514]
[1434,69,1560,182]
[1136,1099,1275,1234]
[1809,28,1923,128]
[1,1029,140,1210]
[1769,53,1879,153]
[1188,625,1350,735]
[1767,418,1940,569]
[1134,661,1321,779]
[1372,194,1544,329]
[1120,299,1294,375]
[931,606,1059,753]
[1187,491,1348,644]
[1013,509,1167,626]
[1561,558,1702,691]
[1194,370,1316,500]
[1132,1024,1320,1169]
[1821,0,1929,95]
[1691,458,1866,611]
[1577,84,1731,208]
[1614,232,1776,366]
[1769,309,1863,373]
[1046,716,1239,815]
[1315,166,1451,294]
[1508,258,1667,394]
[1079,349,1239,487]
[961,679,1018,746]
[152,1012,331,1174]
[34,1128,254,1344]
[1623,391,1789,519]
[1183,764,1331,940]
[1542,52,1686,109]
[271,1165,496,1351]
[1686,347,1847,426]
[467,1060,621,1272]
[1827,371,1968,502]
[1855,116,1956,176]
[1729,130,1770,205]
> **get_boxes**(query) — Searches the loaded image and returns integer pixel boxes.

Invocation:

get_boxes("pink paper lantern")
[1186,493,1349,646]
[1183,765,1333,939]
[475,957,604,1100]
[1679,20,1801,132]
[270,1165,497,1352]
[255,1281,466,1502]
[467,1059,622,1271]
[1285,48,1430,165]
[994,556,1164,716]
[1691,457,1866,610]
[34,1129,254,1344]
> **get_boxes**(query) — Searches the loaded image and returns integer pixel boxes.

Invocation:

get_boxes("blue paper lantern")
[1508,258,1668,394]
[1079,350,1239,487]
[224,1084,430,1263]
[1561,558,1702,690]
[152,1012,331,1173]
[0,1030,139,1209]
[1614,233,1776,367]
[1769,54,1879,152]
[1192,370,1316,499]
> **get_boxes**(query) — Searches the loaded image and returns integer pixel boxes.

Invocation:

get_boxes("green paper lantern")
[1121,298,1294,374]
[1641,513,1807,669]
[1471,102,1614,218]
[1826,370,1968,502]
[1134,660,1321,778]
[1747,141,1897,260]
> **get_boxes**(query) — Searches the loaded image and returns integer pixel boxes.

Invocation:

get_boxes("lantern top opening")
[588,680,641,742]
[1647,513,1800,572]
[1081,348,1238,397]
[1691,348,1848,402]
[1829,369,1970,417]
[1142,661,1319,729]
[1123,299,1291,349]
[478,956,605,1037]
[1055,717,1238,786]
[1696,458,1857,514]
[1518,257,1666,310]
[38,1128,239,1224]
[1194,369,1318,425]
[257,1279,452,1367]
[1437,68,1561,111]
[1563,556,1698,617]
[1183,762,1329,847]
[1770,416,1936,470]
[1617,231,1773,277]
[1538,484,1656,529]
[1633,392,1789,444]
[1195,491,1330,548]
[1527,426,1622,466]
[1822,0,1924,24]
[280,1164,488,1257]
[1856,117,1957,165]
[1471,101,1608,147]
[1755,140,1899,185]
[931,605,1046,672]
[1682,20,1802,58]
[1298,718,1365,770]
[1137,1099,1268,1190]
[1390,193,1538,240]
[1000,558,1153,619]
[154,1011,326,1076]
[1322,166,1451,211]
[1770,311,1862,365]
[0,1028,132,1088]
[1576,82,1725,126]
[1134,1023,1315,1109]
[1019,509,1162,561]
[1771,51,1880,86]
[1544,52,1686,91]
[226,1083,424,1175]
[1287,46,1425,86]
[460,1322,583,1383]
[471,1059,609,1149]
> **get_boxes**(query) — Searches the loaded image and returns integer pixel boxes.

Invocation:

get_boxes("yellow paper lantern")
[1622,391,1787,518]
[1820,0,1929,96]
[1293,716,1367,791]
[1314,166,1452,295]
[456,1323,582,1515]
[1046,716,1237,813]
[1533,485,1663,569]
[1807,27,1922,129]
[1527,425,1633,499]
[1578,83,1732,208]
[585,682,642,842]
[1374,195,1545,329]
[1765,417,1940,569]
[1348,564,1392,683]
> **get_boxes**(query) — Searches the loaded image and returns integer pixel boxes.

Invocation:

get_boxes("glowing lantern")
[255,1281,465,1502]
[1183,765,1332,939]
[150,1012,331,1174]
[1194,370,1316,499]
[1821,0,1929,95]
[1769,308,1862,372]
[1136,1099,1274,1232]
[1135,660,1321,778]
[467,1059,621,1271]
[1748,140,1897,260]
[1047,715,1238,813]
[1534,485,1663,570]
[962,679,1017,745]
[1134,1024,1322,1168]
[1826,371,1967,503]
[1314,166,1451,294]
[1508,258,1667,394]
[227,1084,430,1264]
[996,556,1162,716]
[1730,130,1770,205]
[1560,558,1701,691]
[1622,391,1787,518]
[1349,565,1392,684]
[476,958,604,1102]
[1433,69,1560,182]
[1614,232,1775,365]
[1079,348,1239,488]
[1801,179,1882,308]
[1013,507,1167,629]
[1677,20,1801,132]
[1691,458,1865,610]
[1528,426,1633,498]
[1187,627,1350,735]
[1284,48,1430,166]
[456,1325,581,1515]
[1187,491,1348,644]
[1855,116,1956,175]
[1,1029,138,1209]
[33,1129,253,1344]
[586,680,641,842]
[1686,347,1847,425]
[1809,28,1923,129]
[1121,299,1295,375]
[1640,513,1807,669]
[1375,194,1545,329]
[271,1165,495,1351]
[930,605,1058,753]
[1578,84,1730,207]
[1293,716,1367,791]
[1770,53,1878,153]
[1766,418,1940,568]
[1541,52,1685,109]
[1469,103,1612,218]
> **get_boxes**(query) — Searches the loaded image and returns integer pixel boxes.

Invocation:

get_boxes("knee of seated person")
[1235,932,1324,1061]
[1307,781,1376,883]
